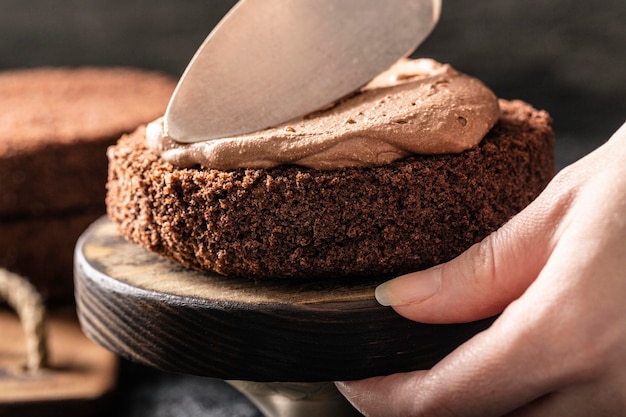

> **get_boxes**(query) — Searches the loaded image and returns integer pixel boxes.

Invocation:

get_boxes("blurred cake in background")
[0,67,176,303]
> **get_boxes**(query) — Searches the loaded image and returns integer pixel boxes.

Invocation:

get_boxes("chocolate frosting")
[147,59,499,170]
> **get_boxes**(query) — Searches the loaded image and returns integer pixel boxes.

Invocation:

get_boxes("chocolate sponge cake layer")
[107,99,554,281]
[0,67,176,216]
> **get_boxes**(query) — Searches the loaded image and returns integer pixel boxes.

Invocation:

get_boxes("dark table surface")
[1,0,624,415]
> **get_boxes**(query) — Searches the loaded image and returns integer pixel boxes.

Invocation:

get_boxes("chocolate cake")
[0,67,176,302]
[107,73,554,281]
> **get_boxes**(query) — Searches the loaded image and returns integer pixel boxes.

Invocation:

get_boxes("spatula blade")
[165,0,441,143]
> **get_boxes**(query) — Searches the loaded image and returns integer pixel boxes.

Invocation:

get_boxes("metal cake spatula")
[164,0,442,143]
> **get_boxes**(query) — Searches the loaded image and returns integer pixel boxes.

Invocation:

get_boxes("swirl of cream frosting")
[147,59,499,170]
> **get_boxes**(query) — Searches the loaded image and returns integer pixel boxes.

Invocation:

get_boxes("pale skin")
[336,121,626,416]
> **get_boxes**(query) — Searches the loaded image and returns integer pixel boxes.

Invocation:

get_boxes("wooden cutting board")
[75,217,494,382]
[0,307,118,417]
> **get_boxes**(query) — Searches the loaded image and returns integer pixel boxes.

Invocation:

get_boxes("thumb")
[376,202,557,324]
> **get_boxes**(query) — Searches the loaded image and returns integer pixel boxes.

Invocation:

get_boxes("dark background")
[1,1,624,415]
[2,0,624,170]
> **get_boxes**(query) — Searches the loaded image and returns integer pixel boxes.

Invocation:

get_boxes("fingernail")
[375,267,441,307]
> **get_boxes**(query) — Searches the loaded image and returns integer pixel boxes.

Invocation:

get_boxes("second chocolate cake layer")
[107,99,555,281]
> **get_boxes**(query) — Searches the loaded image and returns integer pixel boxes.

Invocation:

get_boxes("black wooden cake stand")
[74,217,494,416]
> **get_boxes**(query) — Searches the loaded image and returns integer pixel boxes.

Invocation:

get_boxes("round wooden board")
[74,217,494,382]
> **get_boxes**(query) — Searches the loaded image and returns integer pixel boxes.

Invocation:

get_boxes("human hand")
[337,121,626,416]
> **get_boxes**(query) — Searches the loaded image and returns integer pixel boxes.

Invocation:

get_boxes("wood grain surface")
[75,217,495,382]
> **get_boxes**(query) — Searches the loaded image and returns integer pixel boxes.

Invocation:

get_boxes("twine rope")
[0,268,48,372]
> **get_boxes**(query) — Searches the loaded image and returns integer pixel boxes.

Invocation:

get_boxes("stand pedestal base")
[228,381,361,417]
[74,218,494,415]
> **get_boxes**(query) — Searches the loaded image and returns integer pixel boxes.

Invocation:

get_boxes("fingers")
[336,372,428,417]
[505,385,623,417]
[374,186,570,324]
[340,214,626,417]
[338,315,554,417]
[339,284,588,417]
